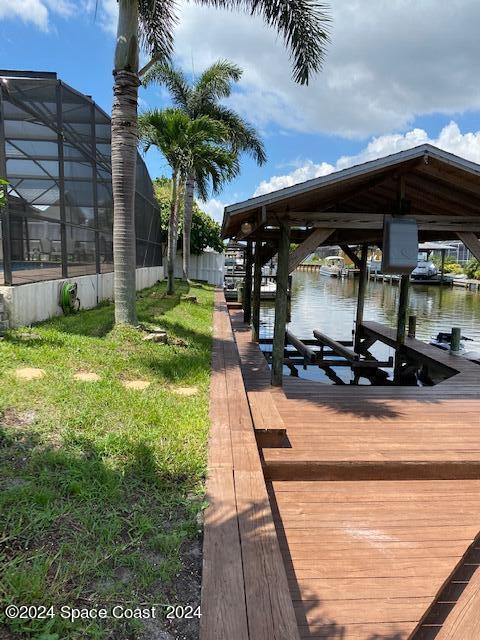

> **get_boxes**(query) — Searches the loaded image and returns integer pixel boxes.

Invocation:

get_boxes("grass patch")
[0,280,213,639]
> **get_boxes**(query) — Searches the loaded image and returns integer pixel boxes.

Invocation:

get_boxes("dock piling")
[450,327,461,352]
[271,222,290,386]
[251,241,263,342]
[243,240,253,323]
[408,315,417,338]
[394,274,411,382]
[354,244,368,352]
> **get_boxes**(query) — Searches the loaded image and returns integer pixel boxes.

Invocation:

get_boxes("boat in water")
[320,256,347,278]
[223,275,278,301]
[411,255,438,281]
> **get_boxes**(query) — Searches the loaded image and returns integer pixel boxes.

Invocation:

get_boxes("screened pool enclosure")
[0,70,162,285]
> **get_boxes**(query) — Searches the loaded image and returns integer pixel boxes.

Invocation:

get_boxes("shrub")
[443,262,463,275]
[464,259,480,280]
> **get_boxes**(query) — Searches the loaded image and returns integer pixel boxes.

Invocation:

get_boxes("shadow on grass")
[2,280,205,345]
[0,418,202,639]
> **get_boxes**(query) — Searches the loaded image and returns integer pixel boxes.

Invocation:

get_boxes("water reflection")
[260,271,480,383]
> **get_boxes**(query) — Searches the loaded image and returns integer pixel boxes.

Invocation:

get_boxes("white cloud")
[253,121,480,196]
[254,160,335,196]
[87,0,117,34]
[0,0,75,30]
[172,1,480,138]
[201,198,225,224]
[57,1,480,139]
[0,0,49,30]
[16,0,477,140]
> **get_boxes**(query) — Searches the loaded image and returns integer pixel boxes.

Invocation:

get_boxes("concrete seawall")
[0,266,164,327]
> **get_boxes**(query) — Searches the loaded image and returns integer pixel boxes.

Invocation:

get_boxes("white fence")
[174,251,225,286]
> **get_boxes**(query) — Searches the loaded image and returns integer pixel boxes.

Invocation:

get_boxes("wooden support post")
[394,274,410,382]
[440,251,446,282]
[408,315,417,338]
[271,223,290,386]
[243,240,253,324]
[251,241,263,342]
[451,327,461,352]
[354,244,368,353]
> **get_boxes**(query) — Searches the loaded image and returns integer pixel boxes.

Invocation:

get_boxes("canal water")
[260,271,480,384]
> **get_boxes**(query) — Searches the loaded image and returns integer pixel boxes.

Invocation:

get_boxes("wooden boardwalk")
[200,292,299,640]
[225,306,480,640]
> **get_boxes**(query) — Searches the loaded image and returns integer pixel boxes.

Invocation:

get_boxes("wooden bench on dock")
[200,290,299,640]
[248,390,287,447]
[229,309,288,447]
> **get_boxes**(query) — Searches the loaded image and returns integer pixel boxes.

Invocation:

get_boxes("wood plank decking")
[202,296,480,639]
[200,291,299,640]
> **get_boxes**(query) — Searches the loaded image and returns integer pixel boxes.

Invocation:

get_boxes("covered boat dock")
[200,145,480,640]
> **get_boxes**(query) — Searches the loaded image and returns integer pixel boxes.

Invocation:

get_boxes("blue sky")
[2,0,480,222]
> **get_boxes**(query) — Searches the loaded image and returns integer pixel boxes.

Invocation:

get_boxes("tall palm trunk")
[167,169,180,294]
[182,171,195,281]
[112,0,140,325]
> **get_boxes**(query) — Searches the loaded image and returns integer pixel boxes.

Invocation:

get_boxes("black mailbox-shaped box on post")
[382,217,418,275]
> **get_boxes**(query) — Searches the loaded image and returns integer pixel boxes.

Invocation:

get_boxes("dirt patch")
[1,408,37,428]
[141,538,203,640]
[14,367,45,380]
[141,626,174,640]
[122,380,151,390]
[74,372,101,382]
[17,332,42,340]
[171,387,198,397]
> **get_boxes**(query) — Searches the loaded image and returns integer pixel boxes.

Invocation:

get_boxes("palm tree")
[139,108,238,294]
[111,0,330,324]
[143,60,267,281]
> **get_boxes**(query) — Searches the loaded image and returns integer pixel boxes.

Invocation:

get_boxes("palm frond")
[203,104,266,164]
[192,145,239,198]
[138,107,189,168]
[187,115,229,144]
[137,0,178,62]
[142,63,191,110]
[139,108,236,196]
[193,60,242,108]
[193,0,331,85]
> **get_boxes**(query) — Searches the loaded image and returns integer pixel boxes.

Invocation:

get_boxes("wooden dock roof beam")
[457,232,480,261]
[288,228,334,273]
[235,205,267,241]
[340,244,363,269]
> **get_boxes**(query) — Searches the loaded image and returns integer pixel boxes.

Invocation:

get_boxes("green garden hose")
[60,282,80,315]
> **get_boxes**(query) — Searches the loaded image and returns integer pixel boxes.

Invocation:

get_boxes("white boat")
[260,279,277,300]
[368,258,383,274]
[320,256,347,278]
[223,277,278,301]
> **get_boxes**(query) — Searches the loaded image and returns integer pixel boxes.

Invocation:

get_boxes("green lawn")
[0,281,214,639]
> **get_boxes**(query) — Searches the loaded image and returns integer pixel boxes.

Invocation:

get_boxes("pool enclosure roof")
[221,144,480,246]
[0,69,162,286]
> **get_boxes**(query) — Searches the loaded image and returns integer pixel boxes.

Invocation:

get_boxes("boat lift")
[275,329,393,383]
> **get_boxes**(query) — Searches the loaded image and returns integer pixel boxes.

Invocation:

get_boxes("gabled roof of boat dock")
[221,144,480,245]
